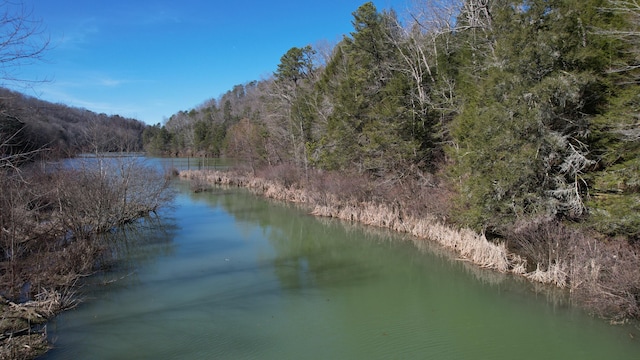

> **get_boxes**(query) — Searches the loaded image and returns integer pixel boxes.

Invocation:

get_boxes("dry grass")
[569,236,640,320]
[180,168,640,320]
[525,262,569,288]
[508,219,640,319]
[1,288,77,360]
[180,169,523,274]
[0,333,49,360]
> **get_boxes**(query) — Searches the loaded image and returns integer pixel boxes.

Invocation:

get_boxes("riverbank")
[180,170,525,272]
[179,168,640,321]
[0,157,175,359]
[0,291,76,359]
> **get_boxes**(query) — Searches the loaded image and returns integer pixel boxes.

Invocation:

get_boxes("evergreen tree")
[448,0,623,231]
[272,45,318,171]
[585,0,640,239]
[313,2,418,175]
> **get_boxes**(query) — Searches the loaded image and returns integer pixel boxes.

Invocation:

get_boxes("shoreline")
[178,169,640,322]
[0,290,74,359]
[0,157,174,359]
[178,169,565,286]
[2,166,630,359]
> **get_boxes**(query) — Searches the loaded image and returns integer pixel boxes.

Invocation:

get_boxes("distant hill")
[0,87,146,161]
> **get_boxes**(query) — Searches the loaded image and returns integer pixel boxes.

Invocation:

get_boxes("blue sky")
[9,0,410,125]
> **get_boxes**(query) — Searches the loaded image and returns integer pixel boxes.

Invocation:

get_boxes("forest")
[0,87,146,162]
[145,0,640,319]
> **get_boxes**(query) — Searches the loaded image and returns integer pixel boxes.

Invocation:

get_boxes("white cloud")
[37,83,140,116]
[98,77,126,87]
[52,72,138,89]
[54,17,100,49]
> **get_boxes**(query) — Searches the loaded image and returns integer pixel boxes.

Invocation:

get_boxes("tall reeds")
[179,169,640,320]
[179,169,523,274]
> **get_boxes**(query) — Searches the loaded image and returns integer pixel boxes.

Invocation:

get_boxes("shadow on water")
[185,182,631,318]
[82,211,179,294]
[42,180,640,360]
[199,186,385,290]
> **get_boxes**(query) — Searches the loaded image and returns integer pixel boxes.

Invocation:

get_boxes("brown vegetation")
[180,167,640,321]
[0,156,174,357]
[570,235,640,321]
[180,169,521,271]
[0,87,147,159]
[508,220,640,320]
[0,290,76,359]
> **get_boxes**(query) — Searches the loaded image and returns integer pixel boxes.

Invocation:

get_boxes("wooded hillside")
[1,87,146,163]
[150,0,640,245]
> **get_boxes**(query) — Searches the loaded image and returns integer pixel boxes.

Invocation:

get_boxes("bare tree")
[0,0,50,274]
[598,1,640,82]
[0,0,50,168]
[397,0,494,112]
[268,45,319,176]
[0,0,50,86]
[226,118,266,175]
[0,114,35,168]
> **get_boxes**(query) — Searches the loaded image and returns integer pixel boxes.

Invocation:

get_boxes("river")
[41,159,640,359]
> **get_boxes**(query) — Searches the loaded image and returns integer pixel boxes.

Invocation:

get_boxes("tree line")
[0,87,146,165]
[148,0,640,244]
[144,0,640,320]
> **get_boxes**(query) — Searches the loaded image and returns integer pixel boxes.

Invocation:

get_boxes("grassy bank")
[179,168,640,321]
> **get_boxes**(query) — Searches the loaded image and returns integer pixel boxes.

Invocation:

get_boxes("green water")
[42,183,640,359]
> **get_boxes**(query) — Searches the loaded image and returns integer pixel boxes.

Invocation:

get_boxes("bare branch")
[0,0,50,85]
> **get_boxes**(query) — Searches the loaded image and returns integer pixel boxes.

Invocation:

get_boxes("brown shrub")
[508,218,573,273]
[571,237,640,320]
[0,157,173,301]
[307,170,374,203]
[507,218,640,319]
[257,163,300,189]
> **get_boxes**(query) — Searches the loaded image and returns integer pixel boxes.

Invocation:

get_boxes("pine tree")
[448,0,624,232]
[313,2,418,175]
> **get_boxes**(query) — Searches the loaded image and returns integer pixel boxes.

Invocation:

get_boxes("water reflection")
[192,185,384,291]
[88,212,179,290]
[157,157,234,172]
[43,183,640,360]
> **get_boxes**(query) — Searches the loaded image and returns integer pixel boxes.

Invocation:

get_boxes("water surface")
[43,182,640,359]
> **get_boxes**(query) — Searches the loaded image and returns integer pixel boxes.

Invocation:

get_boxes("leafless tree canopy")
[0,0,49,85]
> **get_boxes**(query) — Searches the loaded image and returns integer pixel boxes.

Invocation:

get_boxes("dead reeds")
[0,288,77,359]
[179,169,523,273]
[179,168,640,320]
